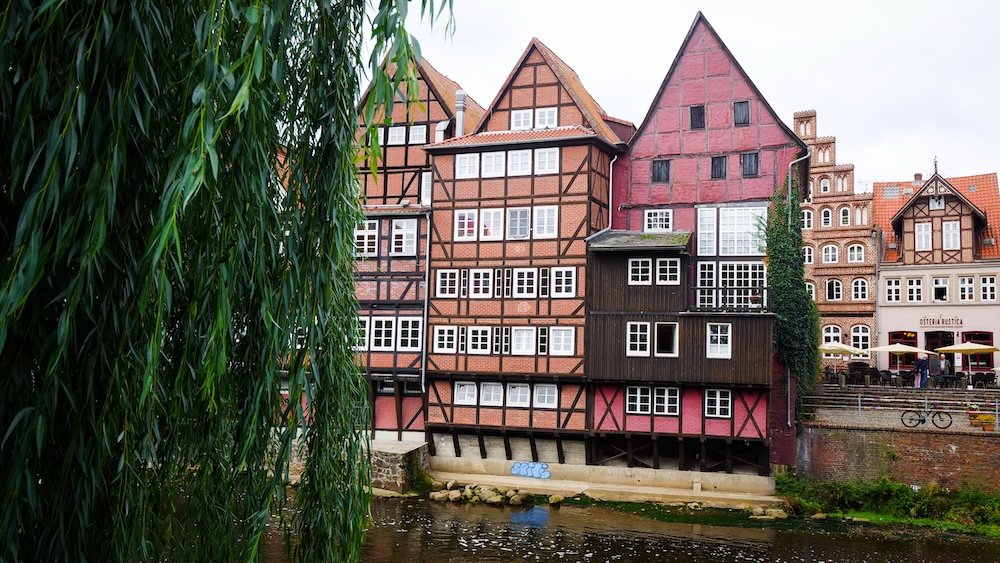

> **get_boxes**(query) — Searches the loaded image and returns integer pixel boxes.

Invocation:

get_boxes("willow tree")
[0,1,436,561]
[766,172,821,418]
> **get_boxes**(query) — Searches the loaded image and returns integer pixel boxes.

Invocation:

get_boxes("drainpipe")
[584,153,619,241]
[785,147,811,428]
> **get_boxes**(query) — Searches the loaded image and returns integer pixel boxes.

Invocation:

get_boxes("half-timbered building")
[422,39,631,464]
[587,12,808,474]
[354,57,484,441]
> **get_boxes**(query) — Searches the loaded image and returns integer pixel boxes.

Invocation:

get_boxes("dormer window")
[511,110,533,131]
[535,107,558,129]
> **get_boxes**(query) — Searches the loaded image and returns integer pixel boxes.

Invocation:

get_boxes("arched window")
[801,210,813,229]
[851,325,871,356]
[805,282,816,300]
[826,279,843,301]
[820,178,831,193]
[822,325,842,357]
[803,246,814,264]
[839,206,851,226]
[855,206,866,226]
[808,181,814,201]
[822,244,839,263]
[848,244,865,263]
[836,176,845,191]
[852,278,868,300]
[821,208,832,227]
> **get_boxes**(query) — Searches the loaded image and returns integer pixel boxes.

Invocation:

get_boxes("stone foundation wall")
[372,444,428,493]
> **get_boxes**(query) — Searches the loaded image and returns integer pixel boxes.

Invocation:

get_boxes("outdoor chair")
[974,372,988,388]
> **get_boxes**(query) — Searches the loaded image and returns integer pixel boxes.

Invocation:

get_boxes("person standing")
[927,353,941,388]
[940,354,952,383]
[914,355,929,388]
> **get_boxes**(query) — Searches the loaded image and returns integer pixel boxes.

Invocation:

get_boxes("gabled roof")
[630,12,807,155]
[425,125,604,151]
[357,55,484,126]
[588,230,692,252]
[888,173,986,228]
[472,38,625,147]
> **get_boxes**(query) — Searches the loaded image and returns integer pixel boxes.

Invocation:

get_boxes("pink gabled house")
[586,12,808,473]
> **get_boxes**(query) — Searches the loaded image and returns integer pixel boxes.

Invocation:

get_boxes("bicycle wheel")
[901,411,922,428]
[932,411,953,429]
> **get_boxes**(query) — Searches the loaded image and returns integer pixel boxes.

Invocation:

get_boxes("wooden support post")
[626,433,634,468]
[652,435,660,470]
[699,438,707,472]
[529,433,539,462]
[759,444,770,476]
[503,431,512,460]
[725,440,733,474]
[677,437,685,471]
[556,434,565,465]
[451,429,461,458]
[478,431,487,459]
[426,430,436,456]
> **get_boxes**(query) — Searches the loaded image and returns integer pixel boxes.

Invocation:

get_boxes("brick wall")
[798,424,1000,490]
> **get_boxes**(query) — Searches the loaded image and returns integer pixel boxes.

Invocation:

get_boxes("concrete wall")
[430,432,588,466]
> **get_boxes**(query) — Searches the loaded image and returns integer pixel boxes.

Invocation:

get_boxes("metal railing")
[803,392,1000,433]
[691,286,769,312]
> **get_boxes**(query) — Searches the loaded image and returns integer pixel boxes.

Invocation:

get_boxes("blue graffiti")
[510,461,551,479]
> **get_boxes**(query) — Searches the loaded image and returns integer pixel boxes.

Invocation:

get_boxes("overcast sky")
[404,0,1000,187]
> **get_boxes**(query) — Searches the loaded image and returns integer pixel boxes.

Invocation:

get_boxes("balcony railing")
[691,286,769,312]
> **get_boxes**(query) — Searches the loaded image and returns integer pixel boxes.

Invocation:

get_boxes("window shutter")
[538,327,549,355]
[494,268,503,298]
[458,326,467,353]
[460,269,468,298]
[502,327,511,354]
[504,268,513,298]
[539,268,550,297]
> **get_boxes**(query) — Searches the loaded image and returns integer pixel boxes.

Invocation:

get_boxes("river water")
[350,498,996,563]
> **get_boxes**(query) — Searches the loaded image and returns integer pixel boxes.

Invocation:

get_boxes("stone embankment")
[425,480,558,507]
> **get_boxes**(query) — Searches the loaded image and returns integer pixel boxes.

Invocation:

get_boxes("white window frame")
[644,209,673,233]
[706,323,732,359]
[549,327,575,356]
[907,278,923,302]
[801,210,813,229]
[507,149,532,176]
[943,220,960,251]
[626,386,652,414]
[885,278,901,303]
[507,207,531,240]
[480,382,503,406]
[396,317,423,352]
[454,209,478,241]
[480,208,504,241]
[656,258,680,285]
[533,384,558,409]
[982,276,997,302]
[839,206,851,226]
[468,326,492,355]
[806,282,815,301]
[420,171,433,205]
[512,268,538,298]
[697,262,717,308]
[390,218,417,256]
[705,389,732,418]
[852,278,868,301]
[821,209,832,228]
[408,124,427,144]
[822,325,841,358]
[847,244,864,263]
[851,325,871,356]
[436,269,458,298]
[826,279,843,301]
[535,107,558,129]
[719,261,767,308]
[551,267,576,298]
[354,317,369,351]
[506,383,530,407]
[355,220,378,257]
[719,207,766,256]
[455,153,480,179]
[654,322,679,358]
[533,206,558,239]
[386,125,406,145]
[628,258,652,286]
[432,326,457,353]
[469,269,493,299]
[822,244,839,264]
[454,382,477,406]
[654,387,680,416]
[697,208,717,256]
[626,322,650,357]
[370,317,396,351]
[534,147,559,175]
[960,276,975,302]
[803,246,813,265]
[932,277,949,303]
[915,222,932,251]
[511,110,533,131]
[481,151,506,178]
[511,327,536,356]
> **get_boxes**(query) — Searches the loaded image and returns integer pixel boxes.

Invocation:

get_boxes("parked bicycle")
[900,406,953,429]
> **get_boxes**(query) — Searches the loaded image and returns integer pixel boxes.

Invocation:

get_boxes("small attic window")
[733,101,750,126]
[969,184,977,192]
[883,186,899,199]
[690,105,705,130]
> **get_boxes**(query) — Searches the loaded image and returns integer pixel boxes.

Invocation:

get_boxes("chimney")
[455,89,466,137]
[914,173,923,181]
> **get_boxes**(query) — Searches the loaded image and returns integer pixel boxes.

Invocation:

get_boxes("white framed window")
[929,196,945,210]
[454,382,477,406]
[469,269,493,299]
[933,277,949,302]
[512,268,538,298]
[626,322,650,357]
[820,178,830,193]
[534,148,559,175]
[852,278,868,301]
[839,206,851,226]
[982,276,997,301]
[628,258,652,285]
[821,208,832,228]
[354,317,369,351]
[848,244,864,263]
[370,317,396,351]
[826,279,843,301]
[533,384,558,408]
[907,278,922,302]
[511,327,536,355]
[436,269,458,297]
[533,206,558,239]
[803,246,813,264]
[626,386,651,414]
[511,110,533,131]
[454,210,478,241]
[654,322,679,357]
[886,278,901,302]
[386,126,406,145]
[409,124,427,144]
[697,262,716,308]
[433,326,457,353]
[697,208,717,256]
[644,209,673,233]
[822,244,839,263]
[549,327,575,356]
[915,222,932,251]
[479,208,504,241]
[468,327,492,354]
[481,151,506,178]
[355,220,378,257]
[943,220,960,250]
[397,317,422,352]
[822,325,841,358]
[507,208,531,239]
[551,267,576,297]
[960,276,975,302]
[508,150,532,176]
[719,262,767,308]
[656,258,680,285]
[654,387,680,415]
[707,323,731,359]
[455,154,480,179]
[801,210,813,229]
[719,207,766,256]
[480,382,503,406]
[420,171,433,205]
[851,325,871,355]
[390,219,417,256]
[705,389,732,418]
[376,127,385,145]
[806,282,816,300]
[507,383,530,407]
[535,107,558,129]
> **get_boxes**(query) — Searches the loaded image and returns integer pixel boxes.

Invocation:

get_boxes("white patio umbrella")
[935,342,999,377]
[818,342,863,356]
[864,343,936,371]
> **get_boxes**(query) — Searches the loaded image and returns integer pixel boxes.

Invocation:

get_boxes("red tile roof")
[425,125,601,149]
[417,57,486,130]
[873,173,1000,261]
